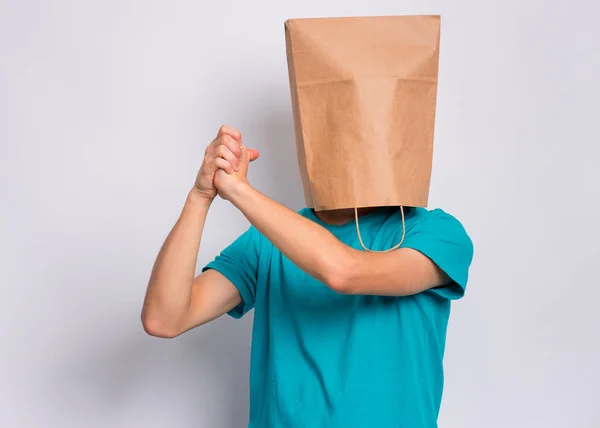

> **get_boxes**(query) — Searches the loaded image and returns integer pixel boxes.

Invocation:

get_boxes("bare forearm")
[227,183,351,288]
[142,190,212,329]
[225,183,445,296]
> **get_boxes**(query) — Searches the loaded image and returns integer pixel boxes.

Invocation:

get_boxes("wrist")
[227,181,254,206]
[187,188,214,208]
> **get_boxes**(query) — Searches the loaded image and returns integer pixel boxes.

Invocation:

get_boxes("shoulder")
[402,208,474,289]
[411,207,468,230]
[406,207,473,250]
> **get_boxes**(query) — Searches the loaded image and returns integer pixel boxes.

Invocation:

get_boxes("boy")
[141,124,473,427]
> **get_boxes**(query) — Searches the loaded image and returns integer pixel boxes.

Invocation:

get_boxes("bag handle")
[354,206,405,252]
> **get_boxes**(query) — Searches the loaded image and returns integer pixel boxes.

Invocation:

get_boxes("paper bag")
[285,15,441,211]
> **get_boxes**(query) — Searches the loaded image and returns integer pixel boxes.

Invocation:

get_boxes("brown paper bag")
[285,15,441,212]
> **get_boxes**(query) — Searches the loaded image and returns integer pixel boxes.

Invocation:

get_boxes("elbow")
[141,312,180,339]
[326,274,352,294]
[323,252,357,295]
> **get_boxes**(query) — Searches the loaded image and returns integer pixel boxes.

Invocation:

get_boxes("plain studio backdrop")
[1,0,599,427]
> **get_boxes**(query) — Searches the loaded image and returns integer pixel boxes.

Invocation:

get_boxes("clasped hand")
[193,125,260,201]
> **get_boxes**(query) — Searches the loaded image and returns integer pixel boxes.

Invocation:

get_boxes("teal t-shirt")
[203,206,474,428]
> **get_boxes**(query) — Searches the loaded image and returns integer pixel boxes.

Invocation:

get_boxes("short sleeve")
[202,226,262,318]
[401,209,474,300]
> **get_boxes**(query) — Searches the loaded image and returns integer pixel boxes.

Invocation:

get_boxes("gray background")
[1,0,598,427]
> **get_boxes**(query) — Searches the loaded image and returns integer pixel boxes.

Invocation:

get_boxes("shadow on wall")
[212,71,306,212]
[253,105,305,211]
[37,84,303,428]
[197,63,305,210]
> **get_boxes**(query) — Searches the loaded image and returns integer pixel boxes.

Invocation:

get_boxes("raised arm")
[141,126,259,338]
[214,146,470,298]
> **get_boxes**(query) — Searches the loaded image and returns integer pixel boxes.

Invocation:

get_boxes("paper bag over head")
[285,15,441,211]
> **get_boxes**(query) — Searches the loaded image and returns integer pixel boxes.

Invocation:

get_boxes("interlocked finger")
[215,144,239,171]
[214,157,234,174]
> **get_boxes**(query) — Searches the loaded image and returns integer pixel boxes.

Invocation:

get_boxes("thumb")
[247,148,260,162]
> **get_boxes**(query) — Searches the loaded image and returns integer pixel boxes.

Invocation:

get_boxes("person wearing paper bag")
[142,15,473,428]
